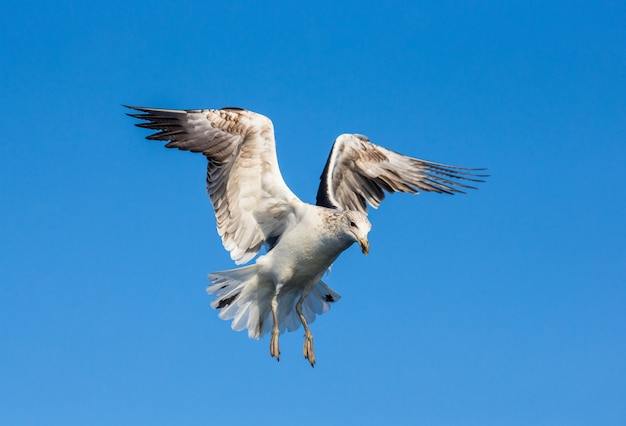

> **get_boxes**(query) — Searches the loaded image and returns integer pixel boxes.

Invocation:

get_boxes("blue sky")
[1,1,625,425]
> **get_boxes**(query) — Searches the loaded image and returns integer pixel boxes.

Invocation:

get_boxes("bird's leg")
[269,293,280,362]
[296,296,315,367]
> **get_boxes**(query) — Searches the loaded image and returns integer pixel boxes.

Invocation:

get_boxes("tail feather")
[207,265,271,338]
[278,280,342,333]
[308,280,341,313]
[207,266,341,339]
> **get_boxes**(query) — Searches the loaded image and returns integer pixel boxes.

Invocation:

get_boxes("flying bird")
[127,105,486,366]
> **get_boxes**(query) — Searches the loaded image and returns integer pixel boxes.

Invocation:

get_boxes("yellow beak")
[358,238,370,256]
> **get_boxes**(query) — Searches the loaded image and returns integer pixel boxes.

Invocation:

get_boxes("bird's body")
[256,207,352,287]
[206,204,370,365]
[127,105,485,366]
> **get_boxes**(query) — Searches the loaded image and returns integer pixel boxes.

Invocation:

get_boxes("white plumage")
[127,106,486,366]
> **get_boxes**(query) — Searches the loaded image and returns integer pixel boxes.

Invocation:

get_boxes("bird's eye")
[350,221,356,227]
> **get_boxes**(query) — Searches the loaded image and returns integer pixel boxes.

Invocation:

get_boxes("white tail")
[207,266,341,339]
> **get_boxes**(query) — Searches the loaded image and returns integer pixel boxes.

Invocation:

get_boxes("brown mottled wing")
[127,106,301,264]
[316,134,487,213]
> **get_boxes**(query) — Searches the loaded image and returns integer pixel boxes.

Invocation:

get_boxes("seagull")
[127,106,486,366]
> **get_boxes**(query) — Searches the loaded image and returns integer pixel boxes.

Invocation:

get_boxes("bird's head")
[342,210,372,255]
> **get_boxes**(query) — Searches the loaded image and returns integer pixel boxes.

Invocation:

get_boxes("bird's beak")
[358,237,370,256]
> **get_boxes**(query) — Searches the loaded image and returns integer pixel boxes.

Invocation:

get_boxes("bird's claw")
[303,331,315,367]
[270,330,280,362]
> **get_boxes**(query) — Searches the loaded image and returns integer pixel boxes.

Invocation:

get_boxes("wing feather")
[316,134,487,213]
[127,106,300,264]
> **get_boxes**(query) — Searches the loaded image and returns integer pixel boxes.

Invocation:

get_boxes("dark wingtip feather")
[123,105,148,115]
[124,105,159,124]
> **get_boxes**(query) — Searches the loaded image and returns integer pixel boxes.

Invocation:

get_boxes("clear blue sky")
[1,1,624,425]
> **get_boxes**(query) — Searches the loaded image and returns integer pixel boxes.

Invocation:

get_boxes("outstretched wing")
[127,106,301,264]
[316,133,487,213]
